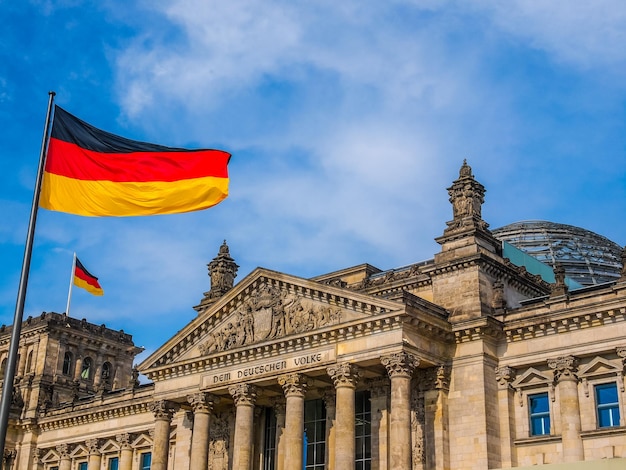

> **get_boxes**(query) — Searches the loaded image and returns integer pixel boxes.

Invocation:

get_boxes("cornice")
[452,316,505,343]
[504,304,626,343]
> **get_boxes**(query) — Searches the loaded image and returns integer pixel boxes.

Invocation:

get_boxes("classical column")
[368,378,390,470]
[381,352,420,470]
[327,363,360,470]
[278,373,308,470]
[548,356,583,463]
[188,392,219,470]
[86,439,102,470]
[116,433,133,470]
[495,366,516,468]
[229,384,258,470]
[57,444,71,470]
[149,400,177,470]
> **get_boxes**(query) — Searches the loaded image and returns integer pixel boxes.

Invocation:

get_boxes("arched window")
[0,358,6,380]
[101,362,112,382]
[81,357,93,380]
[62,351,73,376]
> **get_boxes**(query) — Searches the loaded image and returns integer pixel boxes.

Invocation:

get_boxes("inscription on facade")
[202,349,335,388]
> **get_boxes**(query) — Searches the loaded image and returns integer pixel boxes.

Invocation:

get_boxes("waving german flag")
[40,106,230,217]
[74,258,104,296]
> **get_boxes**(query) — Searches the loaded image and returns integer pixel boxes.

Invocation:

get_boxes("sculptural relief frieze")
[199,283,341,355]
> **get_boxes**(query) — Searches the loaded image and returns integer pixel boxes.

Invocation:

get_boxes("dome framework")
[492,220,622,287]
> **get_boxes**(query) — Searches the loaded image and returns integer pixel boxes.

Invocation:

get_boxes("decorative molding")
[495,366,516,390]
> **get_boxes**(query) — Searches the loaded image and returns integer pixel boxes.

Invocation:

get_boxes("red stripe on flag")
[46,138,230,183]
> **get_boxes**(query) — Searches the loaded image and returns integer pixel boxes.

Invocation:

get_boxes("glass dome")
[492,220,623,286]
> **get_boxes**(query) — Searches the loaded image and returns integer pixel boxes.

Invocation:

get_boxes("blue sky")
[1,1,625,366]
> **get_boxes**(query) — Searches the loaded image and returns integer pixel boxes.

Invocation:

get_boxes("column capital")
[85,438,101,455]
[229,383,258,406]
[327,362,361,389]
[278,373,308,397]
[116,433,132,450]
[381,352,420,378]
[149,399,179,420]
[187,392,220,413]
[495,366,516,390]
[56,443,70,459]
[548,355,579,383]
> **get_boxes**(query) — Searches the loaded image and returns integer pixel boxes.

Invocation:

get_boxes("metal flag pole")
[0,91,56,467]
[66,252,77,316]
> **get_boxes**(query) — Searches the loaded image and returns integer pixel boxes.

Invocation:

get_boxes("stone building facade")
[1,161,626,470]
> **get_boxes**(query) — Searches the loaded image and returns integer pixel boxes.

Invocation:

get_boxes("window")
[62,352,73,376]
[108,457,119,470]
[26,350,33,373]
[596,382,620,428]
[77,462,88,470]
[263,408,277,470]
[81,357,93,380]
[140,453,151,470]
[101,362,112,382]
[529,392,550,436]
[355,391,372,470]
[304,399,326,470]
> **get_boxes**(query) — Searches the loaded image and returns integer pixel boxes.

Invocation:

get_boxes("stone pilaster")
[548,356,583,463]
[495,366,516,468]
[229,384,258,470]
[149,400,178,470]
[322,389,336,470]
[188,392,219,470]
[278,373,307,470]
[116,433,133,470]
[381,352,420,470]
[327,363,361,470]
[367,378,389,470]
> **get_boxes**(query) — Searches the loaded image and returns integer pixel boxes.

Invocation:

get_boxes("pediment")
[140,268,403,372]
[131,433,153,448]
[69,444,88,458]
[579,357,622,378]
[512,367,552,388]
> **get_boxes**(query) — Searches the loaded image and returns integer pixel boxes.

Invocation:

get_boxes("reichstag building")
[1,161,625,470]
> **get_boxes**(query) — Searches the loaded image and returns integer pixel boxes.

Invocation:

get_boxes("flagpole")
[66,252,76,316]
[0,91,55,466]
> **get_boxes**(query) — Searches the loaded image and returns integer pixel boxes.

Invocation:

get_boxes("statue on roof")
[207,240,239,299]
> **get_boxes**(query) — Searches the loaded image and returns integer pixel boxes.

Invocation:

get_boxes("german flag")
[40,106,230,217]
[74,258,104,296]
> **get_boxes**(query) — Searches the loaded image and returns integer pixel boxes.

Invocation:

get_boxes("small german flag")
[74,258,104,296]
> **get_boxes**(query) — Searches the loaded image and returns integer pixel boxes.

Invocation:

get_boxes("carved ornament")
[327,363,361,389]
[381,352,420,378]
[187,392,219,413]
[228,384,258,406]
[547,356,579,383]
[278,373,308,397]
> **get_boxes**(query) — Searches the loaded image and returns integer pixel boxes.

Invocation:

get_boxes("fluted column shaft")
[327,363,361,470]
[57,444,71,470]
[230,384,258,470]
[149,400,177,470]
[278,373,308,470]
[188,392,219,470]
[272,398,286,470]
[549,356,583,463]
[381,352,420,470]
